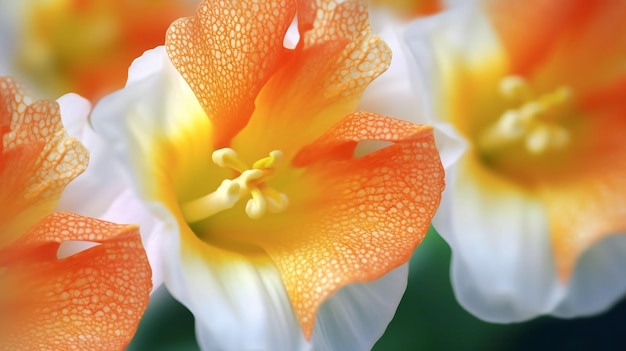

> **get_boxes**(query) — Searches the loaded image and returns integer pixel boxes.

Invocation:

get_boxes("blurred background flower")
[404,0,626,326]
[0,0,197,101]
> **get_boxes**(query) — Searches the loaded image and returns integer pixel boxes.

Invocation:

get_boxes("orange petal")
[486,0,585,75]
[261,113,443,338]
[165,0,297,148]
[487,0,626,91]
[0,212,152,351]
[233,0,391,159]
[0,77,88,244]
[541,77,626,280]
[370,0,443,18]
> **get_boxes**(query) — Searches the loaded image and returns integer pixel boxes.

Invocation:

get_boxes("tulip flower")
[405,0,626,322]
[0,76,152,350]
[90,0,445,349]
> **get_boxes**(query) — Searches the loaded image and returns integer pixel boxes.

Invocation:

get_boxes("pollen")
[478,75,574,155]
[181,148,289,222]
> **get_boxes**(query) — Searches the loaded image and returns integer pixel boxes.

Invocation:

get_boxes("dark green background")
[127,229,626,350]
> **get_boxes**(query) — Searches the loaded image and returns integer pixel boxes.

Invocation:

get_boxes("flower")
[0,0,197,101]
[404,0,626,321]
[90,0,445,349]
[0,76,152,350]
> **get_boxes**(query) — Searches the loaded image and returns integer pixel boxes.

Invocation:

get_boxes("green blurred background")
[127,229,626,350]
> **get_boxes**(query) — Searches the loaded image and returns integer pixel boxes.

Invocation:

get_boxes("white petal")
[166,238,309,351]
[57,93,92,138]
[0,1,21,76]
[554,233,626,317]
[360,13,466,169]
[126,46,170,86]
[434,160,565,322]
[168,225,408,351]
[403,1,507,124]
[359,20,426,123]
[57,89,166,289]
[312,264,408,351]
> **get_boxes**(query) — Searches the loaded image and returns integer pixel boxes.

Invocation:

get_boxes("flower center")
[478,75,574,155]
[181,148,289,222]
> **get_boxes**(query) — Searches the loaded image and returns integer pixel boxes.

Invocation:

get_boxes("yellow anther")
[525,124,570,154]
[212,148,248,173]
[252,150,283,170]
[246,188,267,220]
[262,187,289,214]
[234,169,265,189]
[519,101,546,121]
[499,75,533,102]
[525,124,551,154]
[540,86,573,108]
[480,76,574,155]
[181,148,289,223]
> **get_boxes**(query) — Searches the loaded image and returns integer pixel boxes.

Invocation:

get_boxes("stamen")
[246,188,267,219]
[253,150,283,169]
[181,148,289,223]
[181,179,241,223]
[479,76,574,155]
[212,148,248,173]
[262,187,289,213]
[499,75,532,102]
[525,124,551,154]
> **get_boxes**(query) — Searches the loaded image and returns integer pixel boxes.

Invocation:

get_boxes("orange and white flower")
[89,0,445,349]
[0,77,152,350]
[405,0,626,321]
[0,0,198,101]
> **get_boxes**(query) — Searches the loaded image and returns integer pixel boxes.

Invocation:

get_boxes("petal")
[433,156,564,322]
[0,77,88,244]
[90,47,210,204]
[312,263,408,351]
[404,1,508,132]
[358,18,427,124]
[553,234,626,317]
[484,0,578,76]
[486,0,626,92]
[167,213,408,350]
[358,15,467,169]
[58,90,167,289]
[90,46,218,290]
[0,212,152,350]
[165,0,297,148]
[260,113,443,337]
[163,220,308,351]
[233,0,392,159]
[540,78,626,279]
[370,0,443,18]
